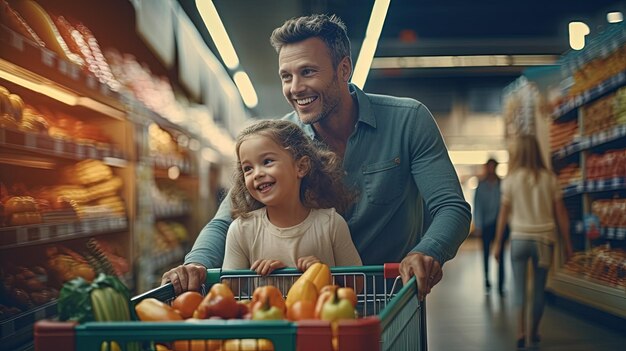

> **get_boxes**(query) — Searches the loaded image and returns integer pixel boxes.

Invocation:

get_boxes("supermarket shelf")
[551,124,626,161]
[153,154,191,174]
[552,69,626,121]
[147,246,185,272]
[548,270,626,319]
[0,300,56,351]
[154,204,191,219]
[0,217,128,250]
[0,25,126,114]
[0,127,125,162]
[563,177,626,197]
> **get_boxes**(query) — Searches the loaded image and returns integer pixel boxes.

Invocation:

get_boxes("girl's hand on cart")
[161,263,207,295]
[400,252,442,301]
[296,256,321,271]
[251,259,287,275]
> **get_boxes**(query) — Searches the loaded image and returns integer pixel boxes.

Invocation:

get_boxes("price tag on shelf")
[58,60,69,76]
[586,181,595,191]
[54,139,64,154]
[25,133,36,148]
[76,144,85,159]
[41,50,54,67]
[39,225,50,240]
[88,147,97,159]
[82,220,92,233]
[10,31,24,51]
[16,227,28,244]
[617,229,626,240]
[597,180,605,190]
[57,224,68,236]
[94,220,104,232]
[67,64,80,80]
[86,76,97,89]
[34,308,46,320]
[612,178,621,188]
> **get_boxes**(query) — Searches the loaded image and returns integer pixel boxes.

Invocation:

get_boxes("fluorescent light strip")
[607,12,623,23]
[196,0,240,70]
[233,71,258,108]
[371,55,558,69]
[352,0,391,89]
[448,150,509,165]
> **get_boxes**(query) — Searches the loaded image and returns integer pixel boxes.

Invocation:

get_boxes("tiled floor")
[426,238,626,351]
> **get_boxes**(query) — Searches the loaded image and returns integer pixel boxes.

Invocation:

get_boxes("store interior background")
[180,0,623,210]
[2,0,626,350]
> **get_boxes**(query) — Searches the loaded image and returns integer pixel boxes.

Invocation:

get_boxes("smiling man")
[163,14,471,301]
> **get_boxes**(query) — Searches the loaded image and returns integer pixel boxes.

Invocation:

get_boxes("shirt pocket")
[361,156,404,205]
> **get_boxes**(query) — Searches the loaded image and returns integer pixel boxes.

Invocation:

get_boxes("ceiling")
[178,0,625,118]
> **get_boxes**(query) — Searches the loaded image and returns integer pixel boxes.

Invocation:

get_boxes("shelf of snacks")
[548,22,626,319]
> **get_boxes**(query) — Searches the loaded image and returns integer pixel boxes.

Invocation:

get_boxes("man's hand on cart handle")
[400,252,442,301]
[161,263,207,295]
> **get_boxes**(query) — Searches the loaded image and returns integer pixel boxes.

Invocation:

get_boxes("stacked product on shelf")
[548,20,626,318]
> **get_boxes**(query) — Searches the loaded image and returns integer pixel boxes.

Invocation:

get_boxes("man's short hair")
[486,158,498,166]
[270,14,351,68]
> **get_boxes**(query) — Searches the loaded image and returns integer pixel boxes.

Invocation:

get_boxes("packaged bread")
[0,0,45,46]
[10,0,84,66]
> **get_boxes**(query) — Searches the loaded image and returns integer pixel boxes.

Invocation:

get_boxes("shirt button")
[394,157,401,164]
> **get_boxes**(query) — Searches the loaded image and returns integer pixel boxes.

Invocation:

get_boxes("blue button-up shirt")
[186,84,471,267]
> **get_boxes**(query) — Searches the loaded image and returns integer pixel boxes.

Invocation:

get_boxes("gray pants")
[510,239,551,321]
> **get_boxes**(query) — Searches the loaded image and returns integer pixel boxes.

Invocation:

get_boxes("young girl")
[493,135,573,349]
[223,120,362,275]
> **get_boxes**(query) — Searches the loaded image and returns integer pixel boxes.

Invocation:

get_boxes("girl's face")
[238,134,308,209]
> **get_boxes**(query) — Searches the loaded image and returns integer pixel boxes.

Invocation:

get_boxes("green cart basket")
[34,264,426,351]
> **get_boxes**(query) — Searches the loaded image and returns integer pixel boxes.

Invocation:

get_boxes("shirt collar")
[350,83,376,128]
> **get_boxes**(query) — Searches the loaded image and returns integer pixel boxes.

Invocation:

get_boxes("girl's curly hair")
[231,120,356,218]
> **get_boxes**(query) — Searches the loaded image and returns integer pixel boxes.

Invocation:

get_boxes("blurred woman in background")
[493,135,573,350]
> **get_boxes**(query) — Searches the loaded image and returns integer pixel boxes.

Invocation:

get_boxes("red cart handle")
[383,263,400,278]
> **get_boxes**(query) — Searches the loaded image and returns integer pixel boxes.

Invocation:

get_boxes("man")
[474,158,507,295]
[162,14,471,301]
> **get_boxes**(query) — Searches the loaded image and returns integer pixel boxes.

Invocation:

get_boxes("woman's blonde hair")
[509,135,548,181]
[230,120,356,218]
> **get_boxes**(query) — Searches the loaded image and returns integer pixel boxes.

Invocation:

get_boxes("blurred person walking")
[473,158,507,294]
[493,135,573,350]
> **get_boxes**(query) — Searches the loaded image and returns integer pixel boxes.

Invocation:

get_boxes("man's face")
[278,37,342,125]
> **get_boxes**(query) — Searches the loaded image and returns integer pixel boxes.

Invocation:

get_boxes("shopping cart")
[34,264,426,351]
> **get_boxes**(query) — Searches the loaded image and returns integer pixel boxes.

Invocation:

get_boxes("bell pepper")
[286,300,316,321]
[193,283,239,319]
[252,285,286,313]
[135,298,183,321]
[285,278,318,308]
[252,298,284,320]
[320,290,356,322]
[298,263,331,292]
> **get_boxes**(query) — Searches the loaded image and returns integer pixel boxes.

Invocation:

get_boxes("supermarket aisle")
[426,237,626,351]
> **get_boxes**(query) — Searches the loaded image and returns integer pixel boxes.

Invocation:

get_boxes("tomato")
[172,291,203,319]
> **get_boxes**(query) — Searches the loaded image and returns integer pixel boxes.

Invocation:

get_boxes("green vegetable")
[58,273,131,323]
